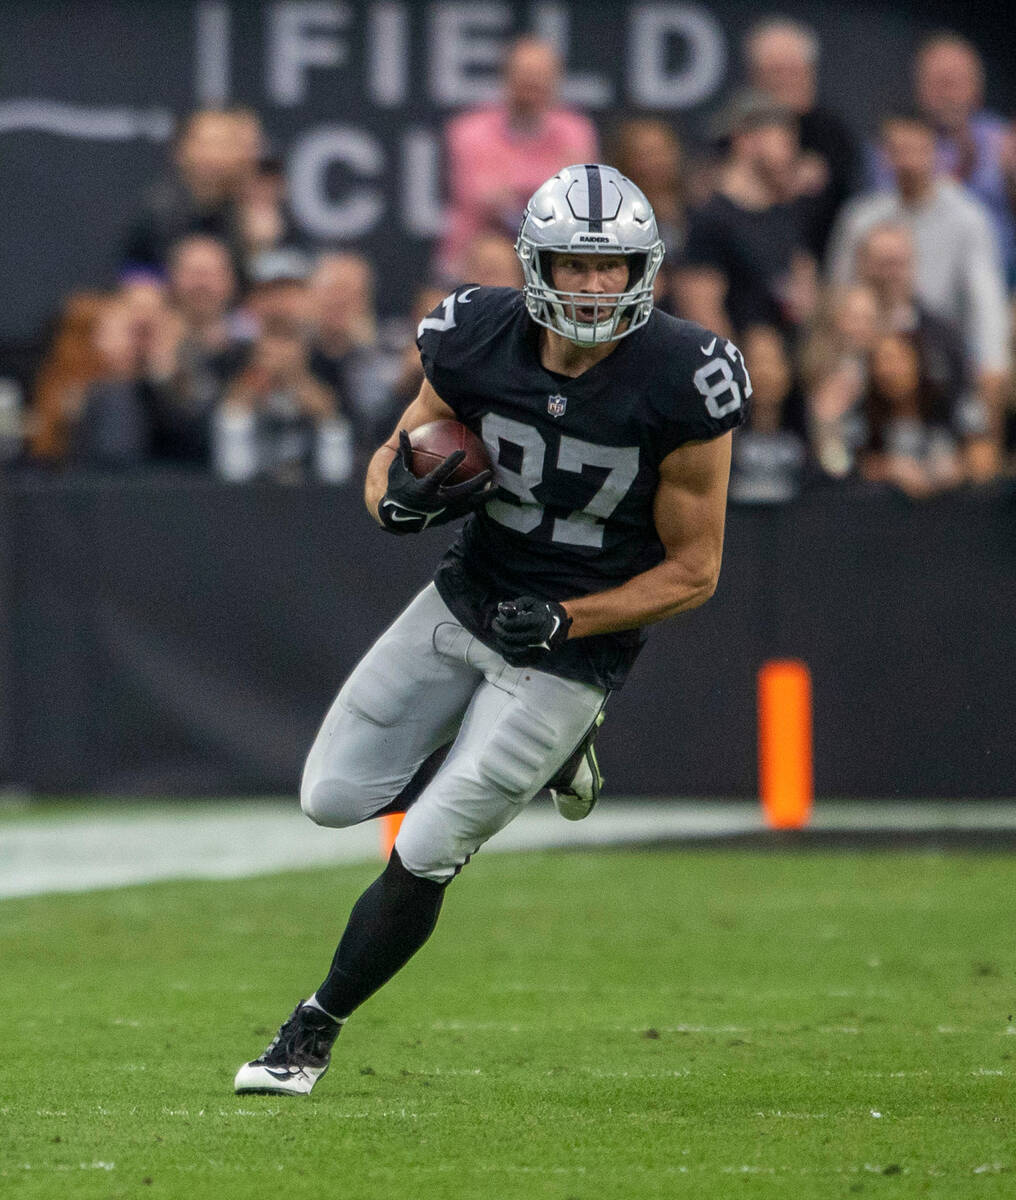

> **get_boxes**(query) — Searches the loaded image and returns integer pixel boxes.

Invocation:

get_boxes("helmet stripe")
[584,163,602,232]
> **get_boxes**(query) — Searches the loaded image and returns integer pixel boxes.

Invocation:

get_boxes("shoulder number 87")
[693,340,752,419]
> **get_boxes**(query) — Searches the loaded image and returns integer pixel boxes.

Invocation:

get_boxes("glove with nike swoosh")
[491,597,572,663]
[378,430,494,534]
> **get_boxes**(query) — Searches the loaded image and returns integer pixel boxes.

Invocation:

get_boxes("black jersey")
[416,286,748,689]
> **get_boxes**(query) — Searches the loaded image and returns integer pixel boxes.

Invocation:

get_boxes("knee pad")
[300,774,380,828]
[300,775,348,826]
[394,809,468,883]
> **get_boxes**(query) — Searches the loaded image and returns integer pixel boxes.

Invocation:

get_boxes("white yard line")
[0,799,764,899]
[2,799,1016,900]
[0,801,375,898]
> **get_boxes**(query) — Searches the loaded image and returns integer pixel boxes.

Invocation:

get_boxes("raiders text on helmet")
[515,164,665,345]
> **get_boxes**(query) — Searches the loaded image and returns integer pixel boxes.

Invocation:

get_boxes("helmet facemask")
[517,242,664,345]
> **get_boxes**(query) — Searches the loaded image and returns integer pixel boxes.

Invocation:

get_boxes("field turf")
[2,846,1015,1198]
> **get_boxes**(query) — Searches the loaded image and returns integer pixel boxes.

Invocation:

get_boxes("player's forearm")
[364,444,397,524]
[562,556,720,639]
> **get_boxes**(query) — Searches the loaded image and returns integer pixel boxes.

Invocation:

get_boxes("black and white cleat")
[547,711,605,821]
[234,1001,341,1096]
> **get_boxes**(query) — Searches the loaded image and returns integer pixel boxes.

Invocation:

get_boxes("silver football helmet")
[515,163,665,345]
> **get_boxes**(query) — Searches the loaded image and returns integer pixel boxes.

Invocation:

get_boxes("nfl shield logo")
[547,393,568,418]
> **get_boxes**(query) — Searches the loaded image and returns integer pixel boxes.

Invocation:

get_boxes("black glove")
[378,430,494,534]
[491,596,572,662]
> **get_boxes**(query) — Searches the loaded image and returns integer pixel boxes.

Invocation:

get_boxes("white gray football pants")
[300,584,605,882]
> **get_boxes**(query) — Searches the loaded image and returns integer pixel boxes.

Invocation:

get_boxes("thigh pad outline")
[475,703,560,798]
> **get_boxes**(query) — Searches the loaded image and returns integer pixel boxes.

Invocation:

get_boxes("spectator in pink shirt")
[437,36,599,282]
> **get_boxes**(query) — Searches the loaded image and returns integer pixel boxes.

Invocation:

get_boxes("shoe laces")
[254,1003,336,1067]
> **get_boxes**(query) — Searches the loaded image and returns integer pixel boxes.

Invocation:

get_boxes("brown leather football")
[406,420,492,484]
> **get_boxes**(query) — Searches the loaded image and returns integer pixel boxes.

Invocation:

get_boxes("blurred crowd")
[13,21,1016,499]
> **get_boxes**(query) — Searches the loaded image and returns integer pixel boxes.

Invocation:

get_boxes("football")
[407,420,492,484]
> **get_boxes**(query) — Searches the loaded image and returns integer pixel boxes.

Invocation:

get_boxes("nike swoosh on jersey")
[459,287,479,302]
[699,337,717,355]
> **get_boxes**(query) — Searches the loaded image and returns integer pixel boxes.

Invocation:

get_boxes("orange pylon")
[757,660,813,829]
[379,812,404,858]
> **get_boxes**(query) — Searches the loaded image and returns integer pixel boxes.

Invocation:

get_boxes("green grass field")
[3,847,1015,1198]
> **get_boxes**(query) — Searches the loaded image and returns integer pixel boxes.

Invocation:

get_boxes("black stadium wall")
[1,476,1013,799]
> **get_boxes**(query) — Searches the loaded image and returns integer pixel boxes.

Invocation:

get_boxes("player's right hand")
[491,596,572,662]
[377,430,494,534]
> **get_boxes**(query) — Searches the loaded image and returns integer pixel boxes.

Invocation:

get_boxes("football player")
[235,164,749,1095]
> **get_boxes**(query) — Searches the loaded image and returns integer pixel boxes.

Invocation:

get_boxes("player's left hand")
[491,597,572,661]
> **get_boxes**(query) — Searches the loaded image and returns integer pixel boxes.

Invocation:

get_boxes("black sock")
[313,849,447,1020]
